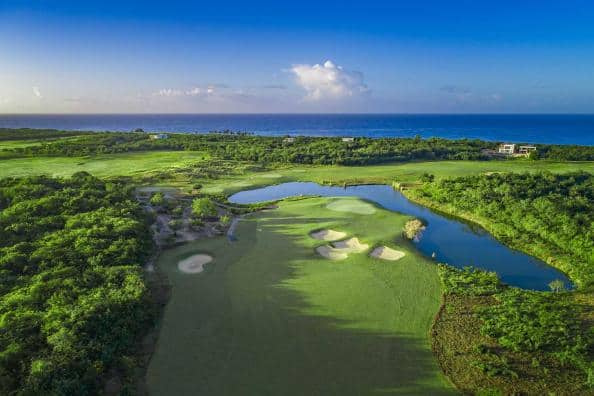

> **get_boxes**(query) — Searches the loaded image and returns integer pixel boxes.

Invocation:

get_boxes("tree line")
[412,172,594,287]
[0,172,154,394]
[3,128,594,163]
[1,129,494,164]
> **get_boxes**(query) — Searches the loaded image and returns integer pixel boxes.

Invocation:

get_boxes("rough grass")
[0,149,592,186]
[0,151,209,178]
[146,197,454,395]
[432,293,591,395]
[198,160,594,195]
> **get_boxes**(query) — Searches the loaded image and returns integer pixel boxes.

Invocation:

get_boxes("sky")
[1,1,594,113]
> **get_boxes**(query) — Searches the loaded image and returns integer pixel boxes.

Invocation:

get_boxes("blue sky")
[1,1,593,113]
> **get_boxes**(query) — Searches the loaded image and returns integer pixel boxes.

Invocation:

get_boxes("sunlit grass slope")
[147,197,454,395]
[0,151,208,178]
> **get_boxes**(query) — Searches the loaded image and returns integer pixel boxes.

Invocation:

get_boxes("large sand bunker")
[178,254,213,273]
[310,229,347,241]
[332,237,369,253]
[370,246,406,261]
[316,245,348,260]
[326,198,376,215]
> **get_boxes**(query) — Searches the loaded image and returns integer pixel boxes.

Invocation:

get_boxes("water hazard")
[229,182,572,291]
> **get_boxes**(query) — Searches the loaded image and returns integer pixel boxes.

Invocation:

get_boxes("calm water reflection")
[229,182,572,291]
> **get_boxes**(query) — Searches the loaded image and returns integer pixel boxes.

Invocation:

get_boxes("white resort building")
[497,143,537,157]
[498,143,516,155]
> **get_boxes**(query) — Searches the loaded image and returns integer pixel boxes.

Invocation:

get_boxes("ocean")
[1,114,593,145]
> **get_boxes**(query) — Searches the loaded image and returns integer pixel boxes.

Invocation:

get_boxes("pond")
[229,182,572,291]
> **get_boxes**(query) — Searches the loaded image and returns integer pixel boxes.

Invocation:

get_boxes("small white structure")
[498,143,516,155]
[283,137,295,143]
[518,145,537,155]
[342,137,355,142]
[150,133,169,140]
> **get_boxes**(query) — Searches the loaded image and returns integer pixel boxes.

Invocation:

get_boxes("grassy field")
[0,151,208,178]
[199,160,594,194]
[0,148,592,183]
[146,197,454,395]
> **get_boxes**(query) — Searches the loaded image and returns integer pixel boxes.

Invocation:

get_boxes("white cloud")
[155,85,220,97]
[155,88,183,97]
[32,86,42,99]
[290,60,369,100]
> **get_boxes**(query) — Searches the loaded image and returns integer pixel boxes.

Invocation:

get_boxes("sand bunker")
[178,254,213,273]
[332,237,369,253]
[316,245,348,260]
[370,246,406,261]
[326,198,376,215]
[310,229,347,241]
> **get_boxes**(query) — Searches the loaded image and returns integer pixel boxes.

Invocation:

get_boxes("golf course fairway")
[146,197,454,395]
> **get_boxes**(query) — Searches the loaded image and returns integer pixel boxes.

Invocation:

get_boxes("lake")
[229,182,572,291]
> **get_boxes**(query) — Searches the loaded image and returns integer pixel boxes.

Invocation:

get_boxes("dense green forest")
[1,129,493,164]
[0,128,92,141]
[410,172,594,287]
[0,173,154,394]
[3,128,594,164]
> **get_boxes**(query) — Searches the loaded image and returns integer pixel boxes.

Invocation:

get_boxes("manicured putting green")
[327,198,377,214]
[147,197,454,395]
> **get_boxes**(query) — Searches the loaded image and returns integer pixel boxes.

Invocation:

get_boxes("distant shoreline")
[1,113,594,145]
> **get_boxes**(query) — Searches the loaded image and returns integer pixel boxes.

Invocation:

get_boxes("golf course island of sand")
[315,237,369,260]
[315,245,349,260]
[370,246,406,261]
[177,254,213,273]
[332,237,369,253]
[310,229,347,241]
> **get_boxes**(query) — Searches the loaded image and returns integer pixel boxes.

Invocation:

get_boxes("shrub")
[403,219,425,240]
[192,197,217,218]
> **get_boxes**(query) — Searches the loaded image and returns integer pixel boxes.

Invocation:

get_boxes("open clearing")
[147,197,454,395]
[0,150,208,178]
[0,149,592,186]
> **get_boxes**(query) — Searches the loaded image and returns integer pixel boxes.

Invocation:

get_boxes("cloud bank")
[291,60,368,100]
[32,86,42,99]
[154,84,224,98]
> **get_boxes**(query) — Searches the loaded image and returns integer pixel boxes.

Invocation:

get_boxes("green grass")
[199,160,594,195]
[0,147,591,187]
[0,151,209,178]
[0,136,85,150]
[146,197,454,395]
